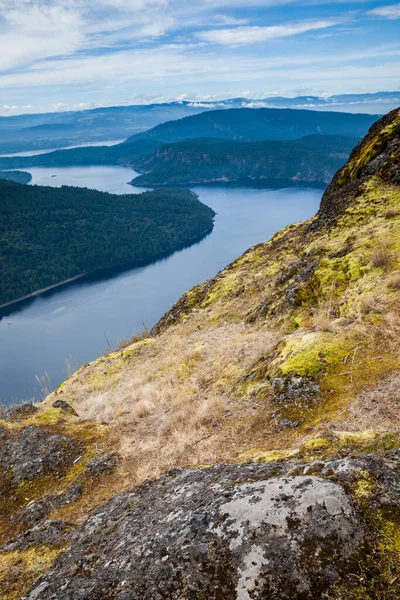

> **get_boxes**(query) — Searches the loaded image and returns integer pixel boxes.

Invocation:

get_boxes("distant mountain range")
[0,92,397,155]
[0,107,378,187]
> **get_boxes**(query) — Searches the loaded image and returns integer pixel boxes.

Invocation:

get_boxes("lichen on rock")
[22,463,367,600]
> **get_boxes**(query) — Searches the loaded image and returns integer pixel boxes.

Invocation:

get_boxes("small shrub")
[118,327,152,350]
[314,311,335,333]
[372,243,392,268]
[384,208,399,219]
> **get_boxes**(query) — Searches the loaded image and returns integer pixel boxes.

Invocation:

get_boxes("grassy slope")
[54,109,400,470]
[1,108,399,599]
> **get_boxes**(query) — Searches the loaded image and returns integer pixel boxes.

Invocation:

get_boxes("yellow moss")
[0,546,64,600]
[278,332,354,377]
[176,352,203,380]
[354,470,377,499]
[303,437,331,451]
[240,448,298,463]
[339,111,400,184]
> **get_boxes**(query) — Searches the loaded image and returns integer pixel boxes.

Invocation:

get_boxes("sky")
[0,0,399,115]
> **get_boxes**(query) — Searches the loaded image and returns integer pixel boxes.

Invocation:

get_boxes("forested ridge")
[0,170,32,184]
[0,134,361,188]
[131,135,359,186]
[0,180,214,305]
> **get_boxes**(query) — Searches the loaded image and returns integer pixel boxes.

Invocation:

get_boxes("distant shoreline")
[129,177,328,190]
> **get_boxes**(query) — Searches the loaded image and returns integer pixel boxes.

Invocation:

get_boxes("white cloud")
[0,0,398,113]
[213,15,250,26]
[197,19,341,46]
[0,0,173,72]
[0,5,83,71]
[368,3,400,19]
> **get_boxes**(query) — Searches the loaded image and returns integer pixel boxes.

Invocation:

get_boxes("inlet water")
[0,166,322,404]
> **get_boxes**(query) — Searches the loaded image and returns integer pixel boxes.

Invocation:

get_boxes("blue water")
[0,165,322,403]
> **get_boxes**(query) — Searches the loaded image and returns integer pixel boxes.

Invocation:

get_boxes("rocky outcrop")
[22,454,400,600]
[0,426,82,486]
[2,520,74,552]
[318,107,400,224]
[1,402,39,422]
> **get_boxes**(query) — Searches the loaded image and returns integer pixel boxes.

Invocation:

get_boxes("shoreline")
[0,224,214,312]
[0,273,88,310]
[129,176,328,190]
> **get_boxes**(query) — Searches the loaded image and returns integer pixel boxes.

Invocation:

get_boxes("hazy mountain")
[0,93,395,155]
[126,108,377,144]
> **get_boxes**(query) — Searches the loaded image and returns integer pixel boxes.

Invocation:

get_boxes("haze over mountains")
[0,92,396,156]
[0,107,378,188]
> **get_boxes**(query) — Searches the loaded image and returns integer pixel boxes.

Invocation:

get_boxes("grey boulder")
[23,463,364,600]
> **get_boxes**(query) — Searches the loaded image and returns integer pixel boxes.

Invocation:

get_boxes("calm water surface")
[0,165,322,404]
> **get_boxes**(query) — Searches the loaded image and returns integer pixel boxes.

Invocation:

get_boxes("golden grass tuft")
[372,242,393,269]
[359,294,382,315]
[314,310,335,333]
[387,272,400,289]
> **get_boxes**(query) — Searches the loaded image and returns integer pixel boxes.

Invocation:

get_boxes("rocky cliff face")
[1,108,400,599]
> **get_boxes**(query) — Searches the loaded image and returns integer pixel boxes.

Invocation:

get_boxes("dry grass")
[314,310,335,332]
[332,373,400,432]
[387,272,400,289]
[372,242,393,268]
[117,328,152,350]
[74,322,281,482]
[359,294,382,315]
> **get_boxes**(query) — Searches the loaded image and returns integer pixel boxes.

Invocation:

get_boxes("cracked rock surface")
[22,462,366,600]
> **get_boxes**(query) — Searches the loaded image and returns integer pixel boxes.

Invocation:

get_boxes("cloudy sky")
[0,0,399,115]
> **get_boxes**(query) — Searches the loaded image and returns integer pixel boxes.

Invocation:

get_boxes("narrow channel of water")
[0,166,322,404]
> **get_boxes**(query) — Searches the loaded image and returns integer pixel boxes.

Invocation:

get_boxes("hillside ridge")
[0,108,399,599]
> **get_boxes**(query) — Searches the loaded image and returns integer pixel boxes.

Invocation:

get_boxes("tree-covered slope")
[0,181,214,305]
[127,107,378,144]
[0,170,32,184]
[0,134,360,189]
[131,135,359,186]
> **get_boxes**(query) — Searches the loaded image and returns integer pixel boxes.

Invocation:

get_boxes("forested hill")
[0,180,214,305]
[0,133,362,188]
[130,135,359,187]
[126,107,378,144]
[0,170,32,184]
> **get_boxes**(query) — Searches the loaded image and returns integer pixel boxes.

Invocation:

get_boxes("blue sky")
[0,0,399,115]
